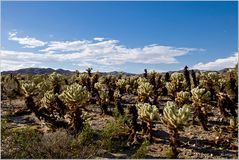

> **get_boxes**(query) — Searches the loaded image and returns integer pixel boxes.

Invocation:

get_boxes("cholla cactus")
[175,91,191,107]
[21,82,37,97]
[3,75,21,105]
[217,92,237,118]
[166,72,186,98]
[191,87,211,130]
[41,91,57,112]
[162,101,192,158]
[37,81,52,98]
[162,101,192,130]
[136,103,160,123]
[137,77,147,84]
[125,84,131,94]
[59,83,89,109]
[20,81,44,120]
[136,103,160,141]
[114,89,121,99]
[228,116,237,133]
[59,83,90,134]
[226,69,238,103]
[49,72,62,94]
[49,72,61,80]
[199,72,219,100]
[113,89,124,116]
[116,78,127,94]
[137,81,153,103]
[171,72,184,82]
[94,82,110,114]
[191,87,211,104]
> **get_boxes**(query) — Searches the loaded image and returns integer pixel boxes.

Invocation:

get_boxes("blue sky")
[1,1,238,73]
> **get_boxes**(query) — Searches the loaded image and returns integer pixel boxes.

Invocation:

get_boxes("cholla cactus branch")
[175,91,191,107]
[59,83,89,109]
[191,87,211,130]
[136,103,160,141]
[162,101,192,158]
[137,81,153,103]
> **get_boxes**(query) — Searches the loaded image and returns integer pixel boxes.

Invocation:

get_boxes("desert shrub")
[131,140,150,159]
[1,126,42,159]
[77,124,98,145]
[99,116,129,151]
[1,126,99,159]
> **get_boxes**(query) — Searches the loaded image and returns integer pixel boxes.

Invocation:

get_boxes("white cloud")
[3,35,205,72]
[94,37,105,41]
[39,38,202,65]
[192,52,238,70]
[8,32,47,48]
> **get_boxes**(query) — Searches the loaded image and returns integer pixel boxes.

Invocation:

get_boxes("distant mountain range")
[0,67,234,75]
[0,67,136,76]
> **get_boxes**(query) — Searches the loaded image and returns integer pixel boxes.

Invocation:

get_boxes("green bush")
[131,140,150,159]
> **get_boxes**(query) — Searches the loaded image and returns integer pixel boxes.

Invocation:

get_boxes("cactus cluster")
[136,103,160,141]
[136,103,160,123]
[59,83,89,109]
[21,82,37,97]
[41,91,56,109]
[116,78,127,90]
[191,87,211,130]
[166,72,186,98]
[162,101,192,158]
[94,82,110,114]
[162,101,192,130]
[137,81,153,103]
[175,91,191,107]
[59,83,90,133]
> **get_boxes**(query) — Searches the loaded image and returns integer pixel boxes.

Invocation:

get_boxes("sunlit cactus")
[199,72,219,100]
[137,77,147,84]
[116,78,127,94]
[59,83,90,134]
[125,84,131,94]
[41,91,56,110]
[136,103,160,141]
[162,101,192,158]
[137,81,154,103]
[59,83,89,109]
[21,82,37,97]
[20,81,45,120]
[136,103,160,123]
[49,72,62,94]
[94,82,110,114]
[166,72,186,98]
[114,89,121,99]
[162,101,192,130]
[191,87,211,103]
[175,91,191,107]
[113,89,124,116]
[3,74,21,105]
[171,72,184,83]
[228,116,237,133]
[36,81,52,98]
[191,87,211,130]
